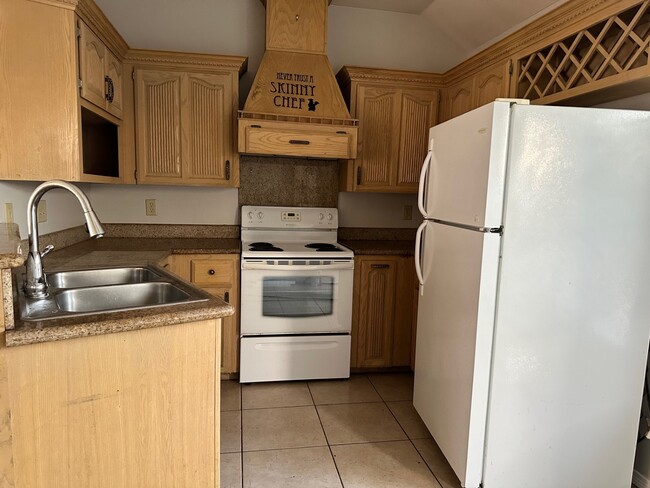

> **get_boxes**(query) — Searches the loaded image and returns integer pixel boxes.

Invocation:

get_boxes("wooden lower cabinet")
[352,255,418,369]
[5,319,221,487]
[168,254,240,374]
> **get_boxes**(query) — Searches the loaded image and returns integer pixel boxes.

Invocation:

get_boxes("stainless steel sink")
[48,267,162,289]
[55,282,191,313]
[18,265,211,321]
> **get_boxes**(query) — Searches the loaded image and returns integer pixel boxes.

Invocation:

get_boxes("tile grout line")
[307,380,346,488]
[239,381,244,488]
[373,375,446,488]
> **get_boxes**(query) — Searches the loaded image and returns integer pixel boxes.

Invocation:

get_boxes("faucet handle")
[40,244,55,258]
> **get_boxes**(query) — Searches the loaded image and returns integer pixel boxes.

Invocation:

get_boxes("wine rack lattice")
[516,1,650,101]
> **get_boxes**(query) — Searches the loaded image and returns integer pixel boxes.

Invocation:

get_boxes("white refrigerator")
[413,99,650,488]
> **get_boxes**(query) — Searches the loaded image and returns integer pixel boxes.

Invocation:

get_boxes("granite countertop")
[6,237,240,347]
[45,237,241,269]
[342,239,415,256]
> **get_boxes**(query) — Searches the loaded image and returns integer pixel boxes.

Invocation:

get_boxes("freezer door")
[413,221,501,488]
[421,101,511,228]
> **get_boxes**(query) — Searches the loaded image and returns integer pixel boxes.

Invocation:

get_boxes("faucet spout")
[24,180,105,299]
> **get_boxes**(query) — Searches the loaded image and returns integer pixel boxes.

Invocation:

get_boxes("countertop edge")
[7,300,235,347]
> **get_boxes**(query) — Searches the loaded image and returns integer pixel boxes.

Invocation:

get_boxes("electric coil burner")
[240,206,354,383]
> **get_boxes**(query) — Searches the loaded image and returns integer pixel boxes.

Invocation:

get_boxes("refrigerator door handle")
[414,220,427,295]
[418,150,433,217]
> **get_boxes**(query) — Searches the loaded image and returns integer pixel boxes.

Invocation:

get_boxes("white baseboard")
[633,469,650,488]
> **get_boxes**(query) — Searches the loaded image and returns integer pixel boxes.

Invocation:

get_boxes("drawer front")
[239,120,357,159]
[191,260,235,286]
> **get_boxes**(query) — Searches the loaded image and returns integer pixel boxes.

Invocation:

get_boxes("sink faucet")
[24,180,105,298]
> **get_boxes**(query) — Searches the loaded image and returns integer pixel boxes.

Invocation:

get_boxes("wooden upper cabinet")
[440,77,473,123]
[354,85,401,189]
[0,0,129,183]
[440,60,511,123]
[396,89,438,190]
[131,52,246,187]
[474,61,511,108]
[337,66,442,193]
[78,19,123,119]
[183,73,232,183]
[135,69,183,181]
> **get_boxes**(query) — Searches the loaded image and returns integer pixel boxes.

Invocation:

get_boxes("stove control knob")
[319,213,324,220]
[327,213,333,221]
[247,211,254,220]
[257,211,264,219]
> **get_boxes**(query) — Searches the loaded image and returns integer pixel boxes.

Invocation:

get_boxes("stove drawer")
[240,335,351,382]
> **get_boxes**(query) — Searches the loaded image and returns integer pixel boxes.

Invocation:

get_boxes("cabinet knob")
[224,291,230,303]
[208,269,216,275]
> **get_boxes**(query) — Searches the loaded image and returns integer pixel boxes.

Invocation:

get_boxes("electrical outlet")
[403,204,413,221]
[37,200,47,223]
[4,203,13,224]
[145,199,157,216]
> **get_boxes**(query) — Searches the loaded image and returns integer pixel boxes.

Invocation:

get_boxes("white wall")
[338,192,419,228]
[95,0,465,104]
[0,181,88,239]
[595,92,650,111]
[88,185,239,224]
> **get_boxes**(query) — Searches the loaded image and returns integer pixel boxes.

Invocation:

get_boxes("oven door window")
[263,276,334,317]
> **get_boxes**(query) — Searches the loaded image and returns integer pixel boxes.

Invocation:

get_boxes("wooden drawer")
[238,119,357,159]
[191,259,236,286]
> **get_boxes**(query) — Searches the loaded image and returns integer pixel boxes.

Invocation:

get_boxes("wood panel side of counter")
[6,319,220,488]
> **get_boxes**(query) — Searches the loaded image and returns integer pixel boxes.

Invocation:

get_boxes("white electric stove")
[239,206,354,383]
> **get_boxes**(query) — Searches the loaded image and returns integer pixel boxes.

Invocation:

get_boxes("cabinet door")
[354,84,401,191]
[104,50,123,118]
[475,61,511,108]
[135,69,183,183]
[78,20,107,111]
[356,258,398,368]
[441,78,473,122]
[393,257,417,367]
[182,73,233,185]
[396,88,439,191]
[204,286,239,374]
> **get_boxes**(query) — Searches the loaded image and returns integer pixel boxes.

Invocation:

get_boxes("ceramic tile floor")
[220,373,462,488]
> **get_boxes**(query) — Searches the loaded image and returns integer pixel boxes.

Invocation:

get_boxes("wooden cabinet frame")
[168,254,241,375]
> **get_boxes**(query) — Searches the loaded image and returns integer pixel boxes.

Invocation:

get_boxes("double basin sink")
[19,266,210,321]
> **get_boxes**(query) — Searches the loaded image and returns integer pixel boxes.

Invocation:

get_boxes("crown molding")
[126,49,248,75]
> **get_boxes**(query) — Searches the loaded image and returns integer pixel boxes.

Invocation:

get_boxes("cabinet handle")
[208,269,216,275]
[356,167,362,185]
[371,264,390,269]
[104,76,114,103]
[336,131,347,134]
[251,124,262,128]
[224,291,230,303]
[225,160,231,180]
[289,139,310,145]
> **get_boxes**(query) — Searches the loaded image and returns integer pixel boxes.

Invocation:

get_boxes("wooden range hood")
[238,0,358,159]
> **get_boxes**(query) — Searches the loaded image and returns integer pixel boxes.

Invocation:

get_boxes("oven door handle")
[241,262,354,271]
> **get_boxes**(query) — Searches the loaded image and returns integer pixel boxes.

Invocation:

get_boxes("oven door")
[240,261,353,334]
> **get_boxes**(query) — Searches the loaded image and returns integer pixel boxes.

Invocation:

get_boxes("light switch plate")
[403,204,413,221]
